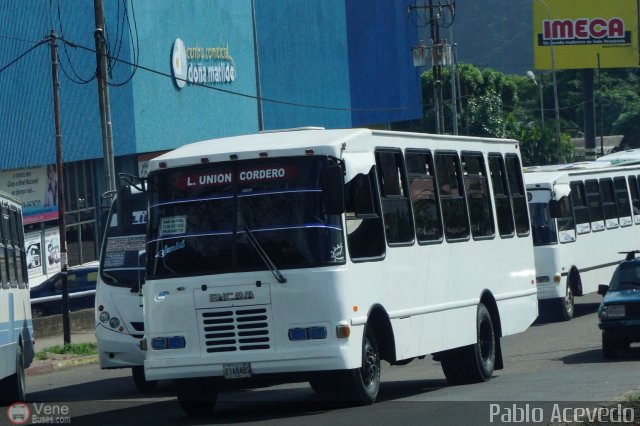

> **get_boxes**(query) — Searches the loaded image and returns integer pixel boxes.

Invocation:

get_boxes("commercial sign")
[0,165,59,224]
[171,38,237,89]
[533,0,639,70]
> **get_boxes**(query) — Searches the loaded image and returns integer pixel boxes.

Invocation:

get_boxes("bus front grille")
[200,307,272,353]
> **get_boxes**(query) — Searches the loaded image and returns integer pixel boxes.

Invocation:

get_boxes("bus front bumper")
[144,345,354,382]
[96,324,145,369]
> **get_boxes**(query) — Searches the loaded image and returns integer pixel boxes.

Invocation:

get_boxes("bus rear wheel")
[0,344,26,404]
[175,378,218,417]
[342,326,380,404]
[132,366,158,392]
[441,303,496,384]
[558,282,574,321]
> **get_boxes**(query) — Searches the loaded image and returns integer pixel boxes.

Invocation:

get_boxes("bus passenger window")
[614,176,632,226]
[345,168,386,260]
[599,178,618,229]
[505,155,530,237]
[375,150,414,245]
[570,181,591,233]
[462,153,495,239]
[488,154,515,237]
[628,176,640,222]
[406,151,442,243]
[435,152,470,241]
[585,179,605,231]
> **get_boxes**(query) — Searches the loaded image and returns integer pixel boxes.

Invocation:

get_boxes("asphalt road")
[18,294,640,426]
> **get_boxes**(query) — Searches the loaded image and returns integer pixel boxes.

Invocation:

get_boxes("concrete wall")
[33,309,94,338]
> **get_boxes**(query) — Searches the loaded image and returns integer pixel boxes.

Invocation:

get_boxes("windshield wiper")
[243,225,287,284]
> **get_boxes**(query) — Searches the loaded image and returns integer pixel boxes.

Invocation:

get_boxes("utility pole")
[49,29,71,345]
[428,0,443,134]
[94,0,117,197]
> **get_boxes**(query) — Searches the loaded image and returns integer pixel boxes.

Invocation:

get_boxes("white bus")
[0,192,34,404]
[524,162,640,320]
[96,186,157,391]
[129,128,538,417]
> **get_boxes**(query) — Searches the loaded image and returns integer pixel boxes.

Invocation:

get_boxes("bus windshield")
[100,193,147,289]
[530,202,557,246]
[146,156,345,280]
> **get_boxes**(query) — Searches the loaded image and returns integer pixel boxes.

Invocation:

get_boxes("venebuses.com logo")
[6,402,71,424]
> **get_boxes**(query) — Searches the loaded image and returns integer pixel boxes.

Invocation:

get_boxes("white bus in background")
[129,128,538,417]
[0,192,34,404]
[524,162,640,320]
[96,185,157,391]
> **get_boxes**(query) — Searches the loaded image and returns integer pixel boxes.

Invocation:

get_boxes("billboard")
[533,0,639,70]
[0,165,59,224]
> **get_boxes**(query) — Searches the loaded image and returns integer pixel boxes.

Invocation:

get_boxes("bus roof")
[524,161,640,187]
[148,128,519,173]
[0,190,23,209]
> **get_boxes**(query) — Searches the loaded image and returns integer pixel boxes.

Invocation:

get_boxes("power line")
[61,36,419,113]
[0,38,49,74]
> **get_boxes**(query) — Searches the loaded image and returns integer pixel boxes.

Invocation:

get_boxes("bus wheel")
[558,282,574,321]
[602,333,617,360]
[175,378,218,417]
[441,303,496,384]
[1,343,26,403]
[343,326,380,404]
[309,374,339,394]
[467,304,496,382]
[132,366,158,392]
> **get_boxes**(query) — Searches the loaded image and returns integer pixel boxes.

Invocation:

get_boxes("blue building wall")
[0,1,422,171]
[255,0,353,130]
[345,0,422,126]
[129,0,259,153]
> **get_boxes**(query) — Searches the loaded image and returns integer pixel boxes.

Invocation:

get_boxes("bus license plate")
[223,363,251,379]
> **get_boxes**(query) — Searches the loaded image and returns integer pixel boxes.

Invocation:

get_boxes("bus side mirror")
[598,284,609,295]
[117,185,133,234]
[324,164,345,215]
[549,199,562,218]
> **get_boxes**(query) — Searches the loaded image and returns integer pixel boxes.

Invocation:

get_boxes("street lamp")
[536,0,562,162]
[527,70,545,130]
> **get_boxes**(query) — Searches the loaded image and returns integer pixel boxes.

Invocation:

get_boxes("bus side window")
[0,214,7,290]
[570,181,591,233]
[2,207,16,287]
[628,176,640,224]
[505,155,530,237]
[599,178,618,229]
[488,154,515,238]
[462,152,495,239]
[345,168,386,260]
[10,209,25,288]
[435,152,470,241]
[406,150,443,243]
[585,179,605,231]
[556,196,576,242]
[374,150,415,245]
[614,176,632,227]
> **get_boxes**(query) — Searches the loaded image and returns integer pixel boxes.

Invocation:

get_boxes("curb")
[26,355,99,376]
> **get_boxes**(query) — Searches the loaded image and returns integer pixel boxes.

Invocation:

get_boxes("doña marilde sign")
[171,38,236,89]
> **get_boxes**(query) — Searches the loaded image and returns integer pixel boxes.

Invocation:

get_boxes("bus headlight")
[109,317,121,329]
[99,311,110,323]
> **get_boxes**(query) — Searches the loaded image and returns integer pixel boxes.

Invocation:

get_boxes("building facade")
[0,0,422,284]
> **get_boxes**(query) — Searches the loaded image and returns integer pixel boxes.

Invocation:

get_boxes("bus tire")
[440,347,470,385]
[441,304,496,384]
[309,374,339,394]
[602,333,616,360]
[558,281,575,321]
[175,378,218,417]
[1,343,26,404]
[132,366,158,392]
[342,326,380,404]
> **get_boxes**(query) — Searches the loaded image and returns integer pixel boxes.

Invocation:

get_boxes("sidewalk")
[27,330,98,376]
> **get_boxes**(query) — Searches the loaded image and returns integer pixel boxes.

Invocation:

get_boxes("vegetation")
[416,63,640,166]
[35,342,97,360]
